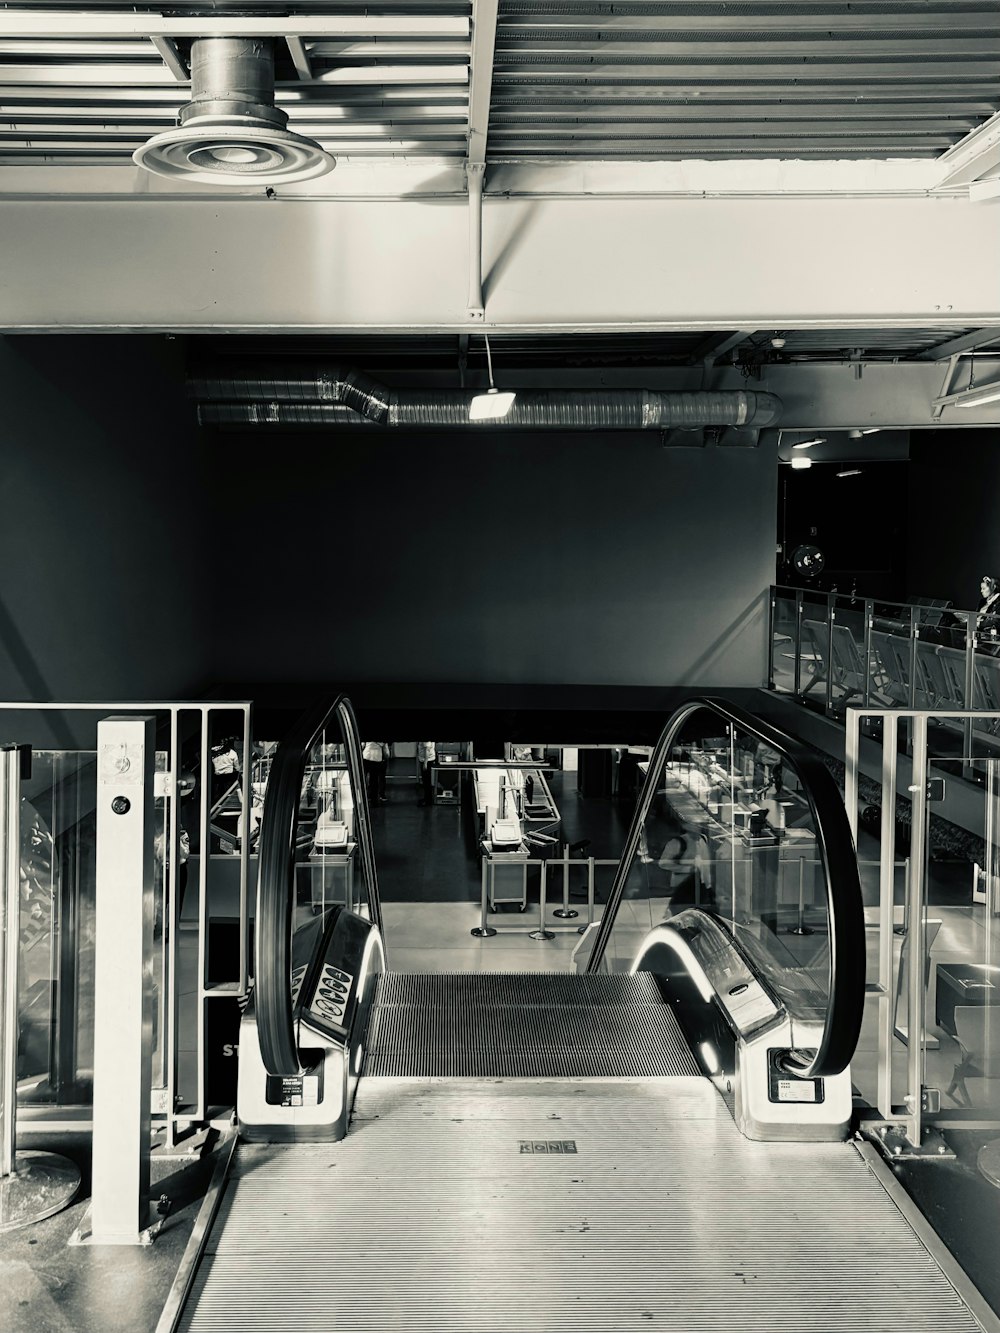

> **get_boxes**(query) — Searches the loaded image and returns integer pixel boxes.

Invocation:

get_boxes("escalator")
[169,696,997,1333]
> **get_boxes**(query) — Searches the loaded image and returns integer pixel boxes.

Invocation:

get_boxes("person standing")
[362,740,390,804]
[417,740,437,806]
[977,575,1000,652]
[210,737,241,809]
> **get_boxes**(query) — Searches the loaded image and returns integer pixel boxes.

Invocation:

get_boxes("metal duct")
[191,371,782,432]
[133,38,334,185]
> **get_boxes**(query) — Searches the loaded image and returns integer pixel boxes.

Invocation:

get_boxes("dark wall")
[0,336,212,709]
[778,460,909,600]
[212,430,777,688]
[907,429,1000,611]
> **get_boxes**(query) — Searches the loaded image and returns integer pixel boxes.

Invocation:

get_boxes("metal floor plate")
[365,972,700,1077]
[180,1079,989,1332]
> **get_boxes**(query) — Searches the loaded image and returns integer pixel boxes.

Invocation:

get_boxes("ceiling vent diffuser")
[133,37,334,185]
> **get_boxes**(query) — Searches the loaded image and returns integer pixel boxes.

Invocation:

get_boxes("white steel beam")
[286,37,313,82]
[0,15,470,39]
[934,109,1000,188]
[467,0,500,167]
[0,193,997,341]
[150,36,187,82]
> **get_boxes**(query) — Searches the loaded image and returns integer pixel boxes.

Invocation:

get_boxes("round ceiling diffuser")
[133,37,335,185]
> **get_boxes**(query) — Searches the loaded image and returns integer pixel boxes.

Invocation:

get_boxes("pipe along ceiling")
[191,368,782,442]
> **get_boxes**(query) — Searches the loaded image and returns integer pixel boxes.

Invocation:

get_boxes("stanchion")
[578,857,596,934]
[0,744,80,1233]
[551,852,578,920]
[529,861,554,941]
[788,856,814,936]
[470,852,496,938]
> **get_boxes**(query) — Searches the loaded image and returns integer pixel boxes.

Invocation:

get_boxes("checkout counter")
[474,764,561,910]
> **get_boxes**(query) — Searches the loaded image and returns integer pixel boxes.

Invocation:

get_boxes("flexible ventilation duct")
[133,38,334,185]
[191,370,782,434]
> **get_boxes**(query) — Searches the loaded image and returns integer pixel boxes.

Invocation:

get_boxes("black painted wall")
[0,336,211,708]
[211,429,777,689]
[907,429,1000,612]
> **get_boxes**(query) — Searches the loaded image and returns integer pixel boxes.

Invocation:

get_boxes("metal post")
[794,591,804,697]
[470,843,495,938]
[878,715,898,1120]
[904,716,930,1148]
[862,601,874,708]
[1,744,80,1233]
[963,611,976,781]
[529,859,554,941]
[89,716,156,1244]
[552,851,578,920]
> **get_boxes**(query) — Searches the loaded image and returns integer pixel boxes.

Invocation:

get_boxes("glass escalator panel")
[590,697,865,1079]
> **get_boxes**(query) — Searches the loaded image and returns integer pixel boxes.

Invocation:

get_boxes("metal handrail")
[256,695,381,1079]
[586,695,866,1079]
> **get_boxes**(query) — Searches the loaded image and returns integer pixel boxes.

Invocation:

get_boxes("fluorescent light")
[934,380,1000,411]
[790,457,812,470]
[791,436,825,449]
[837,468,862,477]
[469,387,516,421]
[860,427,881,434]
[953,384,1000,408]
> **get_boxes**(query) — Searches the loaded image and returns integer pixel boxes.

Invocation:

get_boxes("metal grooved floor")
[180,1079,986,1333]
[364,971,701,1078]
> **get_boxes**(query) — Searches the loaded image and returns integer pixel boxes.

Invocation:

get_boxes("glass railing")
[845,705,1000,1145]
[588,696,866,1078]
[255,696,381,1079]
[770,586,999,750]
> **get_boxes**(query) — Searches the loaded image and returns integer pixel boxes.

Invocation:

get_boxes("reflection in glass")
[602,709,833,1041]
[17,752,97,1110]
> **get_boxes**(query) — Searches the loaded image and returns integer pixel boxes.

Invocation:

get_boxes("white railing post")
[89,716,156,1244]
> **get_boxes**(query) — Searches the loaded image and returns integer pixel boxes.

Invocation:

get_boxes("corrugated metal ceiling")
[0,1,996,164]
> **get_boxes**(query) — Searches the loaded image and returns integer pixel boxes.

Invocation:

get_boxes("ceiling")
[1,2,999,426]
[1,1,999,168]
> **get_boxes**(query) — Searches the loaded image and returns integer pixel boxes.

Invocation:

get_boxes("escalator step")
[374,971,665,1009]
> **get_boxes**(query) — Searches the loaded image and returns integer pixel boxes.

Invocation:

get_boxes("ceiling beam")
[689,331,757,365]
[918,328,1000,360]
[934,108,1000,187]
[149,37,187,83]
[467,0,500,169]
[286,38,313,82]
[0,15,470,39]
[0,193,997,337]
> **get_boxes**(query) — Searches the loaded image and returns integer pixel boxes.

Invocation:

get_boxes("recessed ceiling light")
[791,437,825,449]
[790,457,813,470]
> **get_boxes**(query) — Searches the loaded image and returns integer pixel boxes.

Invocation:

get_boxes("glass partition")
[255,696,380,1079]
[1,701,251,1135]
[590,697,865,1078]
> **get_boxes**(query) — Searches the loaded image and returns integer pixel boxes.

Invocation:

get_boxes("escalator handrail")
[585,695,865,1078]
[256,694,383,1078]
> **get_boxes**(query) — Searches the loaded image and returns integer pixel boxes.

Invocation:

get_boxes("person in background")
[417,740,437,806]
[362,740,391,804]
[210,737,241,808]
[977,575,1000,653]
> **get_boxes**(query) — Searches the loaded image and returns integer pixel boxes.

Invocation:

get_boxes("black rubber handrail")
[586,695,865,1078]
[256,695,382,1078]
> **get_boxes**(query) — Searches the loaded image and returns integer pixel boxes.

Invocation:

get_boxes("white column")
[90,716,155,1244]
